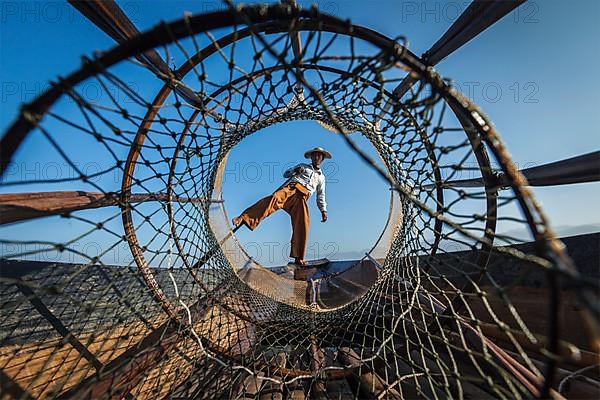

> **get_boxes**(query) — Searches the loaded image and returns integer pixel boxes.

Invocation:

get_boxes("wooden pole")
[308,335,327,399]
[338,347,402,399]
[0,191,216,225]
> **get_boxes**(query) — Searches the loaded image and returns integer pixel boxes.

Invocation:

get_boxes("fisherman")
[232,147,331,266]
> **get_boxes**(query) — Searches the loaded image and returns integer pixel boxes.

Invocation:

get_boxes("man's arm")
[283,163,304,178]
[316,176,327,221]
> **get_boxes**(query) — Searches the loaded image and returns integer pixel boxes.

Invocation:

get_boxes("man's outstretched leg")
[232,184,294,230]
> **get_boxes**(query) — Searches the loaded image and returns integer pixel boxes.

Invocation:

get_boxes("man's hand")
[294,166,305,175]
[321,211,328,222]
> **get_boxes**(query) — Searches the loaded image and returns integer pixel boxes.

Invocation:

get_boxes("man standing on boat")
[232,147,331,266]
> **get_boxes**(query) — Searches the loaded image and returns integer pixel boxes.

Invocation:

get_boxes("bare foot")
[294,258,308,267]
[232,216,243,228]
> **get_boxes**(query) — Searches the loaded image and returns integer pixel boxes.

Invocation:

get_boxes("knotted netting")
[1,4,599,399]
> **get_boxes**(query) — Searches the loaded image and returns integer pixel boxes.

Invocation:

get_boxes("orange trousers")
[238,182,310,259]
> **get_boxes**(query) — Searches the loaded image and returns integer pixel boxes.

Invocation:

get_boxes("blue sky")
[1,1,598,266]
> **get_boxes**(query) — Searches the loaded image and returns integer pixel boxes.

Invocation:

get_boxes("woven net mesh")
[1,5,598,399]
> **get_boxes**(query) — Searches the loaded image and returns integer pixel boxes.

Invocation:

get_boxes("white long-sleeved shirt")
[283,163,327,212]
